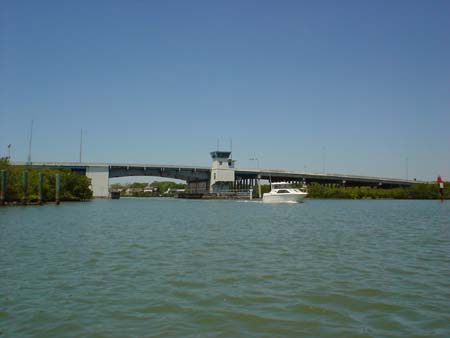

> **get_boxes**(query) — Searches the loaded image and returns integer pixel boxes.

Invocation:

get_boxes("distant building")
[165,188,185,194]
[143,185,158,193]
[126,188,143,194]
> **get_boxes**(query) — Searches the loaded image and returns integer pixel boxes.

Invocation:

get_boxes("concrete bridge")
[11,158,419,198]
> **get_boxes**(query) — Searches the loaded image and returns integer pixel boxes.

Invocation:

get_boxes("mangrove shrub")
[0,158,93,202]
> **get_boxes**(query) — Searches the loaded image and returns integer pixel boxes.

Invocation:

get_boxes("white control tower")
[209,151,235,192]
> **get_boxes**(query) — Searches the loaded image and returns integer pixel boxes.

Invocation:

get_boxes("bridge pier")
[86,166,110,198]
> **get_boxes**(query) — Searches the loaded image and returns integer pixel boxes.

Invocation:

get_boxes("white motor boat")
[262,182,307,203]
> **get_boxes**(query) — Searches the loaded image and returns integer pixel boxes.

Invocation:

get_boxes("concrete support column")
[257,174,261,199]
[86,166,110,198]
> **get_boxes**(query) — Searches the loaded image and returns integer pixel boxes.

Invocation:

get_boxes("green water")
[1,199,449,337]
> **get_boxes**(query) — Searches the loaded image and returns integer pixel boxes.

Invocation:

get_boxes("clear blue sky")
[1,0,449,180]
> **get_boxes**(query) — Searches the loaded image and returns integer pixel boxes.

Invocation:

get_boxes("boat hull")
[262,192,307,203]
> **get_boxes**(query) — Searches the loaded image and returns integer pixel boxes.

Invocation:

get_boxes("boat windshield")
[271,183,293,189]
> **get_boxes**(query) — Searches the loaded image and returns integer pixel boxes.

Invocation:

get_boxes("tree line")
[292,182,448,199]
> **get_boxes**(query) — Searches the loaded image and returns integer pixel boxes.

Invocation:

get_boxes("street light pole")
[249,158,261,198]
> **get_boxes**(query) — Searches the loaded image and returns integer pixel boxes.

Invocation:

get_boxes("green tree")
[0,158,92,203]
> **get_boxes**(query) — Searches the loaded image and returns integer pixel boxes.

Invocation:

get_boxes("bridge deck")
[236,168,420,187]
[10,161,421,188]
[11,161,211,171]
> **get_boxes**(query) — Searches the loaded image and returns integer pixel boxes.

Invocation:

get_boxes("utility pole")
[27,120,33,164]
[7,144,11,159]
[79,128,83,163]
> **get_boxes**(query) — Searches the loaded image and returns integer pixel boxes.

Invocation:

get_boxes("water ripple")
[1,199,450,337]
